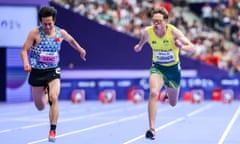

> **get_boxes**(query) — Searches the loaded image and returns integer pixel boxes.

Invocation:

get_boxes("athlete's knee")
[149,90,159,100]
[169,98,178,107]
[169,101,177,107]
[33,97,46,110]
[35,103,45,111]
[49,94,58,104]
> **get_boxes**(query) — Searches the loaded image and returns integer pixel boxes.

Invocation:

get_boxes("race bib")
[39,52,58,63]
[155,51,175,64]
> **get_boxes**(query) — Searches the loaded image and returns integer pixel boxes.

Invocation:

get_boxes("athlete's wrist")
[79,47,85,53]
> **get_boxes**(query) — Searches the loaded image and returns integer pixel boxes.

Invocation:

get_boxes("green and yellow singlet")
[146,24,179,66]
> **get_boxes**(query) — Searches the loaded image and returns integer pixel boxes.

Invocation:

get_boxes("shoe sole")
[146,136,155,140]
[48,137,56,143]
[145,130,155,140]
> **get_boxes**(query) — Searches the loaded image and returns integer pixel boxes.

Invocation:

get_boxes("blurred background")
[0,0,240,104]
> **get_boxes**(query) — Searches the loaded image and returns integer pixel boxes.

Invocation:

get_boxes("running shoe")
[48,130,56,143]
[145,129,155,140]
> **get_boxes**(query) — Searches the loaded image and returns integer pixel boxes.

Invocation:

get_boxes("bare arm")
[61,29,86,61]
[20,29,36,72]
[172,26,196,53]
[134,29,148,52]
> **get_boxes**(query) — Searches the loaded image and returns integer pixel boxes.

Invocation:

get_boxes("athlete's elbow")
[20,49,27,58]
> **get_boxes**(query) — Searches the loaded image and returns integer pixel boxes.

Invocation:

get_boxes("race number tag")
[155,51,175,64]
[39,52,58,63]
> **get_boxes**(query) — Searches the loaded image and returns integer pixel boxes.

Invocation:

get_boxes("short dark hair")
[151,7,168,19]
[38,6,57,22]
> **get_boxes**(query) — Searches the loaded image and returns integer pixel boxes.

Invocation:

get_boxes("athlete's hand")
[175,39,183,49]
[24,64,31,72]
[134,44,142,52]
[80,48,86,61]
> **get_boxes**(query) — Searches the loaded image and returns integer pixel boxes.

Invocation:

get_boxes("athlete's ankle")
[50,124,56,131]
[150,128,155,133]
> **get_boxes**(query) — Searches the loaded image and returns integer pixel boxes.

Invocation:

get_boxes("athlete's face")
[41,16,55,35]
[152,13,166,30]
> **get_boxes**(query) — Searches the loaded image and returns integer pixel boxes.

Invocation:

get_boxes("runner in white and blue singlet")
[30,26,62,69]
[21,6,86,143]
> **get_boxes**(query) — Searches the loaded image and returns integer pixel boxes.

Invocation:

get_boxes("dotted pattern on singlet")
[30,26,62,69]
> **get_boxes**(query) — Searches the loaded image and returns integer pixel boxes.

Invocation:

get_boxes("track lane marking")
[217,104,240,144]
[123,103,213,144]
[26,106,175,144]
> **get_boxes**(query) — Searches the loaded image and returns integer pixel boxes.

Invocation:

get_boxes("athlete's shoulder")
[170,24,184,37]
[169,23,182,32]
[167,23,175,27]
[27,27,40,37]
[30,27,40,33]
[54,25,62,30]
[145,25,153,31]
[167,24,177,30]
[54,25,65,32]
[59,28,68,36]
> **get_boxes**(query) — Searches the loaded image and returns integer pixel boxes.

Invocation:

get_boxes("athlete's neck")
[44,28,55,37]
[154,25,167,38]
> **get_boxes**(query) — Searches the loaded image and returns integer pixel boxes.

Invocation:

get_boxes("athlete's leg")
[48,78,60,126]
[32,86,48,111]
[148,73,164,132]
[159,89,169,103]
[166,87,180,107]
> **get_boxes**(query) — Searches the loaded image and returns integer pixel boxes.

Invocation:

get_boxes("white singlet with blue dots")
[30,26,62,69]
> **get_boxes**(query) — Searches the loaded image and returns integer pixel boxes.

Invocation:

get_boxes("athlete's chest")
[33,33,61,49]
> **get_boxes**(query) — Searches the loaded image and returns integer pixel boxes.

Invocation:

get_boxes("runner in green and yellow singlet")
[134,7,196,140]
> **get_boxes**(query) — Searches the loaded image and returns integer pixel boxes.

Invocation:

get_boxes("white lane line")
[123,103,213,144]
[0,101,128,118]
[0,102,167,134]
[0,101,150,134]
[0,106,141,134]
[27,113,146,144]
[27,106,174,144]
[186,103,213,117]
[217,104,240,144]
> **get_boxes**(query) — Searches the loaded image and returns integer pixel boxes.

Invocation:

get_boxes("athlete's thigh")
[149,73,164,92]
[48,78,60,98]
[32,86,45,103]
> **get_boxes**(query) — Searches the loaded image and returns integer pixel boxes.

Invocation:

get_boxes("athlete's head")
[38,6,57,34]
[151,7,168,29]
[38,6,57,22]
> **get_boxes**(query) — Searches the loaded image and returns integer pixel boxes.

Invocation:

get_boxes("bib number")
[39,52,58,63]
[155,51,175,64]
